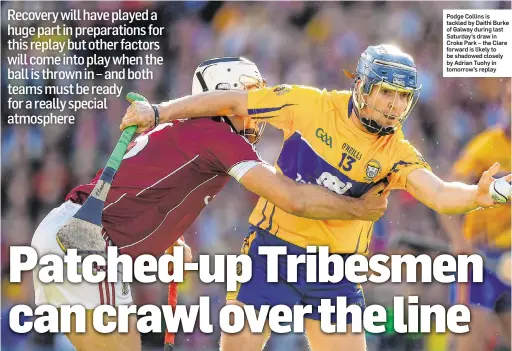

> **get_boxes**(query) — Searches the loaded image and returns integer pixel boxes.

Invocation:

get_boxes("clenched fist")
[354,183,390,222]
[166,237,192,275]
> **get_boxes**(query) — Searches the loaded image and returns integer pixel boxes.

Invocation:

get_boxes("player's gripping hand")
[355,183,390,222]
[121,100,156,133]
[475,162,512,208]
[166,237,193,274]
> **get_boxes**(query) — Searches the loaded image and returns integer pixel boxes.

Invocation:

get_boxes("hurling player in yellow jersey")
[121,45,512,351]
[440,81,511,351]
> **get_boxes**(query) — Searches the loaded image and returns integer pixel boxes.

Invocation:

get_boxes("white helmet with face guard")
[192,57,267,143]
[192,57,265,94]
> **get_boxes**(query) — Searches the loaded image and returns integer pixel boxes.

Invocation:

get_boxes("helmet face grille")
[348,45,421,136]
[241,117,267,144]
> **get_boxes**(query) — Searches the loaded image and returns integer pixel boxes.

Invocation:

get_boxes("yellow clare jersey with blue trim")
[452,128,511,249]
[247,85,431,254]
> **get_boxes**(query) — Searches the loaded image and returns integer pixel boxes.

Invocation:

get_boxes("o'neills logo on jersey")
[315,128,332,148]
[365,159,381,180]
[273,85,291,96]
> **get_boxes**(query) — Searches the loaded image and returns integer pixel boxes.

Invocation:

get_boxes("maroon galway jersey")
[66,119,261,257]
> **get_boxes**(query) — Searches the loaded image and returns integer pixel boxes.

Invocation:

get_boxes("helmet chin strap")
[352,87,397,137]
[219,116,260,143]
[355,106,396,136]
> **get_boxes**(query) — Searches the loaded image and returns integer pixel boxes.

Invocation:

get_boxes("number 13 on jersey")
[339,152,357,172]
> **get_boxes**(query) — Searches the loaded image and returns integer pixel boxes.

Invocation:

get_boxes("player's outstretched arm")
[120,91,249,133]
[406,162,512,215]
[436,171,474,254]
[239,164,390,221]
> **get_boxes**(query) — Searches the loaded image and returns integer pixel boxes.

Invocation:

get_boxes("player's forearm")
[435,181,479,214]
[157,91,249,123]
[241,166,367,221]
[293,185,362,220]
[407,169,480,215]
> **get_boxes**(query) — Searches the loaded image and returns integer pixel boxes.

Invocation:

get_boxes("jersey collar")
[348,94,354,118]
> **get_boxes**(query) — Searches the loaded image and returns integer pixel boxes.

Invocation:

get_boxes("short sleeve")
[247,85,325,135]
[388,140,431,190]
[202,125,262,175]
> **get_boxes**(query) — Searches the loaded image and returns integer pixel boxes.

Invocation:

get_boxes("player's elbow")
[435,202,463,215]
[284,196,307,216]
[274,192,305,216]
[290,201,306,216]
[432,201,449,214]
[409,174,451,214]
[261,173,308,216]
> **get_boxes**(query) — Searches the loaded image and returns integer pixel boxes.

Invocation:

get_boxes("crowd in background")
[1,1,511,350]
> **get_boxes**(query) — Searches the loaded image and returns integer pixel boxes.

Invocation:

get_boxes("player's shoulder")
[459,126,506,154]
[390,130,423,155]
[280,85,351,108]
[271,84,322,93]
[272,84,349,97]
[323,89,351,109]
[325,89,351,98]
[181,117,231,133]
[473,126,506,142]
[194,119,261,171]
[266,84,333,99]
[392,134,414,153]
[194,118,253,147]
[169,118,242,148]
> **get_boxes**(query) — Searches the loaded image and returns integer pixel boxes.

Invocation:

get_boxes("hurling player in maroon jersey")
[31,57,388,351]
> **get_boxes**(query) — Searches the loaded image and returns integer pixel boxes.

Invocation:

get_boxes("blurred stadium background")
[1,1,511,350]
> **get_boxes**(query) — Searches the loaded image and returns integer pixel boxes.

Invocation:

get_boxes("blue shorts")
[229,226,365,324]
[450,249,511,313]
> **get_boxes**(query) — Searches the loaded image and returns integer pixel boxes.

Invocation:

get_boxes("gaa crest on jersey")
[365,159,381,180]
[315,128,332,148]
